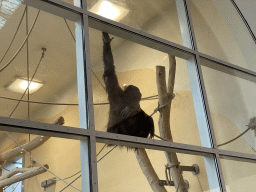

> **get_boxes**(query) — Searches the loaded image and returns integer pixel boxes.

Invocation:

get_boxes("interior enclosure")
[0,0,256,191]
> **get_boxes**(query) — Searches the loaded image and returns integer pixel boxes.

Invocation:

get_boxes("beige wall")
[3,0,256,191]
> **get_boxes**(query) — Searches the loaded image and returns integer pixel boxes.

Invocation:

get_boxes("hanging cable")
[5,132,81,191]
[64,18,75,42]
[0,164,10,172]
[9,48,46,118]
[96,144,106,156]
[0,95,157,106]
[0,8,26,65]
[25,5,30,121]
[91,69,106,91]
[59,145,117,192]
[217,127,251,147]
[11,181,20,192]
[196,175,204,192]
[63,18,107,92]
[0,10,40,73]
[53,143,108,182]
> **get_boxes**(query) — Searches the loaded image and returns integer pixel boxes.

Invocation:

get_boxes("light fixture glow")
[90,0,129,22]
[6,79,43,94]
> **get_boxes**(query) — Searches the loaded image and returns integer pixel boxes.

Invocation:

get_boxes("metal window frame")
[1,0,256,191]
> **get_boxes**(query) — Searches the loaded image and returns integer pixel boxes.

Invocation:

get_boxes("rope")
[217,127,251,147]
[11,181,20,192]
[0,164,10,172]
[64,18,75,42]
[0,7,26,65]
[0,10,40,73]
[0,95,157,106]
[9,48,46,118]
[196,175,204,192]
[97,144,107,156]
[63,17,107,92]
[176,172,183,192]
[150,93,175,117]
[58,145,117,192]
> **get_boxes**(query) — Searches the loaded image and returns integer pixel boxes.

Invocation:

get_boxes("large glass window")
[87,0,187,47]
[200,58,256,154]
[189,0,256,72]
[89,28,208,147]
[1,0,256,191]
[96,141,220,192]
[0,2,83,129]
[0,130,86,192]
[220,158,256,192]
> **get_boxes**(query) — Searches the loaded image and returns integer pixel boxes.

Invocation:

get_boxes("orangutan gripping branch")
[102,32,154,139]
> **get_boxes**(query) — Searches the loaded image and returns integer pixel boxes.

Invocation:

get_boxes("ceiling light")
[90,0,129,21]
[6,78,43,94]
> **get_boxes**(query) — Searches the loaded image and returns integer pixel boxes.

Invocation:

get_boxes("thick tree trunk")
[135,149,167,192]
[156,55,187,192]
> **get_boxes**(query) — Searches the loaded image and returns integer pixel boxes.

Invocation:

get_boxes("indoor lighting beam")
[90,0,129,22]
[6,78,43,94]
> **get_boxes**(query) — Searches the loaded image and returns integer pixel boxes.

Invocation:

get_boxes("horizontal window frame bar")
[199,52,256,83]
[87,12,195,61]
[2,117,256,163]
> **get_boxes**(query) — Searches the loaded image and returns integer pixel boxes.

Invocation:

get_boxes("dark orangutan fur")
[102,32,154,142]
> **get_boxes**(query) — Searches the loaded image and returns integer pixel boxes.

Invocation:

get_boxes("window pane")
[96,142,221,191]
[200,58,256,154]
[0,130,87,192]
[90,28,210,147]
[87,0,186,47]
[189,0,256,72]
[0,2,83,129]
[220,158,256,192]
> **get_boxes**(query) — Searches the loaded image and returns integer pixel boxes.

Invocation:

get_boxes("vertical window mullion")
[176,0,226,191]
[184,0,227,191]
[82,13,99,192]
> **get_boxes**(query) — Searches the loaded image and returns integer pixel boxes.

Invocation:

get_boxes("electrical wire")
[0,10,40,73]
[217,127,251,147]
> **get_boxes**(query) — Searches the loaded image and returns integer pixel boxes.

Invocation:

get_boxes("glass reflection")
[221,158,256,192]
[87,0,185,46]
[0,131,82,191]
[61,0,81,8]
[90,28,202,146]
[201,58,256,154]
[189,0,256,72]
[0,2,81,128]
[97,142,219,191]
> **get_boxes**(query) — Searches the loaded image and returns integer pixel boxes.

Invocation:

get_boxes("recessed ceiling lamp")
[6,78,43,94]
[90,1,129,21]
